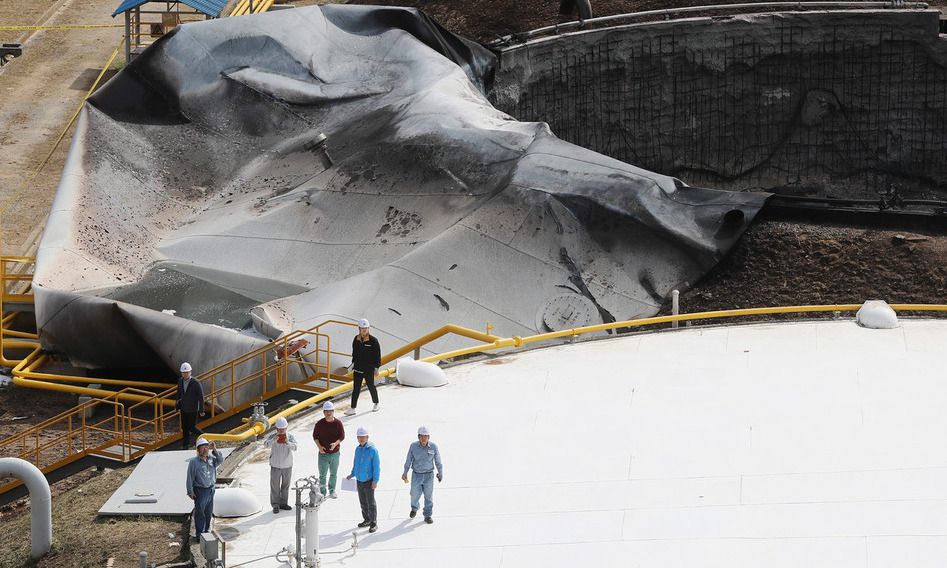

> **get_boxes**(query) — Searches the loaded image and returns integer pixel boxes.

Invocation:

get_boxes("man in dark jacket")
[346,319,381,415]
[176,362,205,449]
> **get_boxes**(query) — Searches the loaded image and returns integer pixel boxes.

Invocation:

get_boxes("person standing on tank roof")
[176,362,205,449]
[346,319,381,415]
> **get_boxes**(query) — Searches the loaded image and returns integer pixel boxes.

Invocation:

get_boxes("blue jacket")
[351,441,380,482]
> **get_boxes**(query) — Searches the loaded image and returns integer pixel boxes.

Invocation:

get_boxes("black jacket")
[351,334,381,372]
[177,377,205,413]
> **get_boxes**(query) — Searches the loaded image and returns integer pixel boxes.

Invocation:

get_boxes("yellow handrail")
[201,303,947,442]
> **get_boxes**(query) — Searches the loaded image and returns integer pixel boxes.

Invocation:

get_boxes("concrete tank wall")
[491,10,947,199]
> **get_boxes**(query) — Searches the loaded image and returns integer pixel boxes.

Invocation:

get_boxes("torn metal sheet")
[34,5,769,399]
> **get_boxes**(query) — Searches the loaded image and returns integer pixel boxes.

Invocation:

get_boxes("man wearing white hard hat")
[346,318,381,415]
[402,425,443,524]
[346,426,380,532]
[264,416,298,513]
[175,362,205,449]
[312,401,345,498]
[186,437,223,538]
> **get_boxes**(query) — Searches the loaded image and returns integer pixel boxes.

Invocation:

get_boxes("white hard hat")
[274,416,288,429]
[196,437,209,447]
[322,401,334,411]
[356,426,369,437]
[180,362,192,373]
[417,425,430,436]
[357,318,370,328]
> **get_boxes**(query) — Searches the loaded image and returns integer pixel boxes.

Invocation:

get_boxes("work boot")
[372,403,380,412]
[357,520,371,528]
[369,524,377,533]
[273,506,279,514]
[329,492,338,499]
[424,517,433,524]
[344,407,356,416]
[409,510,417,518]
[279,504,292,510]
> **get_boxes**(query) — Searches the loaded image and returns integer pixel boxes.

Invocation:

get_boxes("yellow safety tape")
[0,24,124,30]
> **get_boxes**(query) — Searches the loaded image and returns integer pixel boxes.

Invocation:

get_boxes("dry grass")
[0,467,189,568]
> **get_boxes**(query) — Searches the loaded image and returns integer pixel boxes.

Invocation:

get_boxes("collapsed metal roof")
[35,6,768,404]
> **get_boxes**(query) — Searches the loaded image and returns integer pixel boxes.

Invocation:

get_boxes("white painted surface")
[217,319,947,567]
[99,448,235,516]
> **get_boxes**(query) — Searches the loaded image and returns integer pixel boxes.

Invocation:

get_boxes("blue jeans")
[410,471,435,517]
[194,486,215,535]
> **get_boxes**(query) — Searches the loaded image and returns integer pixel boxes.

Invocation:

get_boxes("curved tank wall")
[491,10,947,199]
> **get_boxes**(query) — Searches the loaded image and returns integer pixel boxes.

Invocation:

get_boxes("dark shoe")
[424,517,433,524]
[409,510,417,518]
[357,520,371,528]
[279,504,292,510]
[273,506,280,514]
[369,524,377,533]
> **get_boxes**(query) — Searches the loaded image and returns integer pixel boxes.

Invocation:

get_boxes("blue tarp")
[112,0,227,18]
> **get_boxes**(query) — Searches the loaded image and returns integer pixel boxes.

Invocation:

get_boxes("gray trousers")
[357,480,377,524]
[270,466,292,506]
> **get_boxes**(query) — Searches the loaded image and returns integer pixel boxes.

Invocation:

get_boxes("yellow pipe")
[203,304,947,441]
[7,302,947,444]
[254,0,274,13]
[11,376,178,406]
[9,346,177,406]
[0,337,37,367]
[2,328,38,339]
[13,370,169,389]
[381,324,500,364]
[417,303,942,364]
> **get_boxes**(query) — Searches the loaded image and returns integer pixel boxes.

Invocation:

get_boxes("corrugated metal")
[112,0,227,18]
[181,0,228,17]
[111,0,148,17]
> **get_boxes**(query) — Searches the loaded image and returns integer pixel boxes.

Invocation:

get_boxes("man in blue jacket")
[346,426,380,532]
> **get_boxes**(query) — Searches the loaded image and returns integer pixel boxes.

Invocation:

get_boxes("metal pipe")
[672,290,680,328]
[11,376,177,406]
[0,458,51,559]
[305,500,319,565]
[498,2,930,43]
[138,551,148,568]
[196,304,947,443]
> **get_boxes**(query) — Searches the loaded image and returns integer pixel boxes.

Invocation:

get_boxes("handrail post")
[671,290,680,329]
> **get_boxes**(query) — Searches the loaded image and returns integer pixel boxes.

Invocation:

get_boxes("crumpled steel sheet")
[33,5,769,387]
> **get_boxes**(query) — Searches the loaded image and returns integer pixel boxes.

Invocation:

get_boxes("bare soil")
[0,0,124,254]
[673,219,947,316]
[0,467,189,568]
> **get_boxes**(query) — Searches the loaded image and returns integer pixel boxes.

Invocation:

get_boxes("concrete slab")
[98,448,234,516]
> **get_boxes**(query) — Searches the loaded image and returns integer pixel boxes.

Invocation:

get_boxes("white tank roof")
[220,319,947,566]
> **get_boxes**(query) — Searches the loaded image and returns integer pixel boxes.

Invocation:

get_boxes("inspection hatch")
[537,293,598,332]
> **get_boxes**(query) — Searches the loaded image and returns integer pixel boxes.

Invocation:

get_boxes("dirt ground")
[0,0,124,254]
[674,218,947,316]
[0,467,189,568]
